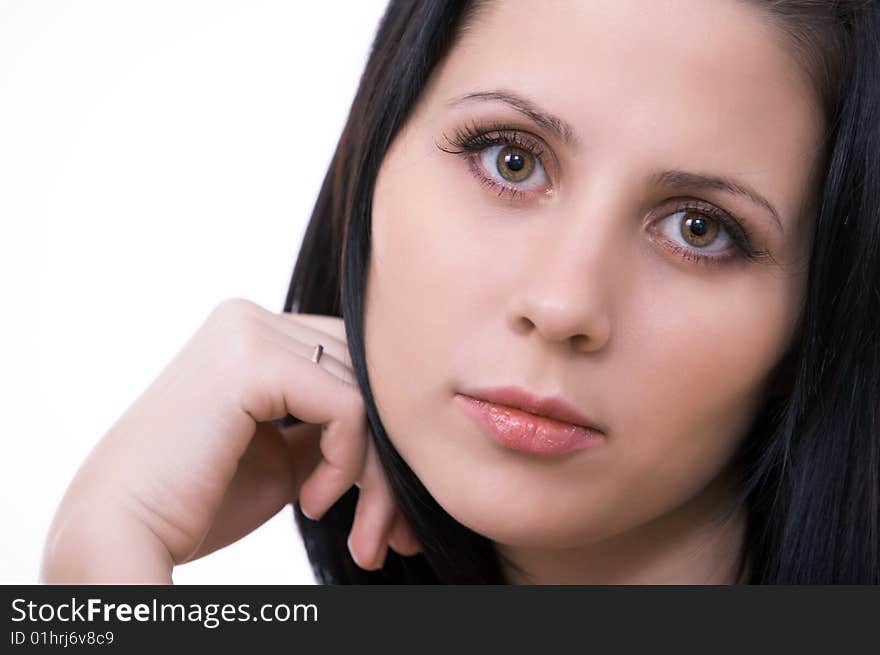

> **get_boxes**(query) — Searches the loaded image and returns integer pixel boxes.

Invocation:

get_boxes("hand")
[40,298,420,582]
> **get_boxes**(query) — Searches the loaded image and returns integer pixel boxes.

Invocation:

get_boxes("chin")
[429,482,612,550]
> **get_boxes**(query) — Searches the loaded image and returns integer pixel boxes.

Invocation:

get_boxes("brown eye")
[680,211,720,247]
[495,146,535,183]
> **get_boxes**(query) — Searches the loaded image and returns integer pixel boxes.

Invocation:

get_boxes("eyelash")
[436,120,774,268]
[437,120,550,202]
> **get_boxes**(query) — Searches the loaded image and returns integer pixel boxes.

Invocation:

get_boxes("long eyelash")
[437,119,548,161]
[668,200,776,267]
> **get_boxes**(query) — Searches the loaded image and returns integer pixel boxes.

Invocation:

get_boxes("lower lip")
[455,394,605,456]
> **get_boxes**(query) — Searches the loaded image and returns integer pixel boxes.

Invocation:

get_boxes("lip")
[455,386,606,456]
[458,385,605,431]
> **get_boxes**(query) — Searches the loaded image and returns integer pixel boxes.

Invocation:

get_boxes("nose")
[506,208,616,354]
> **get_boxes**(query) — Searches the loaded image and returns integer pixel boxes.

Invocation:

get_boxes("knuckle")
[320,419,355,459]
[206,301,268,363]
[210,297,261,323]
[194,299,267,379]
[223,319,266,368]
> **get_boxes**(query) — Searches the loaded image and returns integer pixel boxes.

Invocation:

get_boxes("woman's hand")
[40,297,421,583]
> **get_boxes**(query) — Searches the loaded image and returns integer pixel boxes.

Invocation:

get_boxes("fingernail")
[299,502,320,521]
[347,534,363,568]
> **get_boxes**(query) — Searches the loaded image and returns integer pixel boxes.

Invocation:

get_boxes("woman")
[42,0,880,584]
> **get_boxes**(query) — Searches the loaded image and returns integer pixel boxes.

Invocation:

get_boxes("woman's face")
[364,0,820,558]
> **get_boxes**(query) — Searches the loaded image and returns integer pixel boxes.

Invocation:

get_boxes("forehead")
[429,0,823,228]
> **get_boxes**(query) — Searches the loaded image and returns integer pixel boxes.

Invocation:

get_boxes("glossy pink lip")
[457,385,606,432]
[455,386,606,456]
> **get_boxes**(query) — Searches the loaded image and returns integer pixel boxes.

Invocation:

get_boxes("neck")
[495,468,750,585]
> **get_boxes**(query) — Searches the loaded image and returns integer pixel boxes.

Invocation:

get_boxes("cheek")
[364,150,471,455]
[610,265,804,502]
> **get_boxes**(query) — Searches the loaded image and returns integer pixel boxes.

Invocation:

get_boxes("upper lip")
[458,385,606,434]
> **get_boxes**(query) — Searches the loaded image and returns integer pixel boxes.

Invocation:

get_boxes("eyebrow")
[448,89,784,233]
[648,170,783,233]
[449,89,580,148]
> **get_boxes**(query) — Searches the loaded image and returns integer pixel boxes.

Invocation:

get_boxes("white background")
[0,0,389,584]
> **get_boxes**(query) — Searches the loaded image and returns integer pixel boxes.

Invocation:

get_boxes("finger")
[277,421,324,491]
[253,306,352,370]
[346,438,397,568]
[354,426,392,497]
[268,314,351,370]
[275,312,347,347]
[216,299,353,386]
[235,320,362,428]
[296,405,368,520]
[347,484,395,570]
[221,299,347,350]
[298,457,353,521]
[217,303,371,533]
[387,511,422,557]
[229,328,368,522]
[254,328,355,391]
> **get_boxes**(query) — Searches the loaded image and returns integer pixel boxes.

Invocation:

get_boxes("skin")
[364,0,822,583]
[41,303,421,582]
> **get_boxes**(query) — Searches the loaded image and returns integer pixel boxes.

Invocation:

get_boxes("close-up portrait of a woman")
[28,0,880,586]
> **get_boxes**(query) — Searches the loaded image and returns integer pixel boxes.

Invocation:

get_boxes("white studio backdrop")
[0,0,390,584]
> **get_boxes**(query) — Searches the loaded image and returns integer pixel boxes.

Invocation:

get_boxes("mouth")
[455,385,606,456]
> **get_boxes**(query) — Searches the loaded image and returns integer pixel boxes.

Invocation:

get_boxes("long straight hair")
[282,0,880,584]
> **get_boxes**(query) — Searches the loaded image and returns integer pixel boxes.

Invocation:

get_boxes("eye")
[657,208,734,255]
[435,122,554,201]
[477,144,549,192]
[648,200,776,268]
